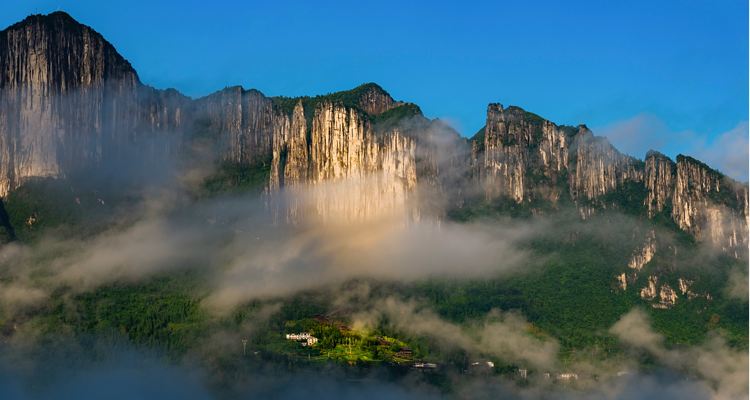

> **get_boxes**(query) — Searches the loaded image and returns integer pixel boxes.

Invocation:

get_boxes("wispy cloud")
[594,113,748,181]
[610,309,749,400]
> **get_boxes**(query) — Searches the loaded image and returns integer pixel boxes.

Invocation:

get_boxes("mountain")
[0,12,747,398]
[2,12,746,254]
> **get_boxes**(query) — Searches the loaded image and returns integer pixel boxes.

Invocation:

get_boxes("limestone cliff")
[196,87,276,166]
[268,99,459,223]
[479,104,644,215]
[0,12,746,250]
[672,156,748,256]
[482,104,571,205]
[0,12,189,197]
[641,151,749,256]
[644,151,675,217]
[568,127,644,202]
[356,84,404,116]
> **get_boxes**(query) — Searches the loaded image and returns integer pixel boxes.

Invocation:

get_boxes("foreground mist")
[0,341,726,400]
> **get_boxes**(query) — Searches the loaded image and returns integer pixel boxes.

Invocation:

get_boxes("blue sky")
[3,0,748,179]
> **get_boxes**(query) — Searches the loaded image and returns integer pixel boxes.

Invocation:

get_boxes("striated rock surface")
[672,156,748,255]
[568,127,644,201]
[644,151,675,217]
[356,84,404,116]
[653,284,678,309]
[0,12,189,197]
[479,104,645,214]
[641,150,749,257]
[196,87,276,165]
[283,101,309,188]
[262,96,462,223]
[628,230,657,271]
[641,276,659,301]
[482,105,570,204]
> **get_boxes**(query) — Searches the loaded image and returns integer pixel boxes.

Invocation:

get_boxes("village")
[279,309,583,380]
[280,310,425,367]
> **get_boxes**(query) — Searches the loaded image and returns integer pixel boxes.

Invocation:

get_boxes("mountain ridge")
[0,14,746,398]
[0,12,747,254]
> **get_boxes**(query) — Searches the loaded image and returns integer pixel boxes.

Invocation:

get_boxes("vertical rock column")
[644,152,675,217]
[483,104,528,203]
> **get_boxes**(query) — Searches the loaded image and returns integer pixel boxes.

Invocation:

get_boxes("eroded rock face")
[641,151,749,257]
[644,151,674,217]
[672,158,749,256]
[617,273,627,291]
[480,104,646,217]
[654,284,678,309]
[0,12,189,197]
[284,101,309,188]
[628,230,657,271]
[482,105,570,204]
[305,101,418,222]
[263,98,464,224]
[357,85,404,116]
[641,276,659,301]
[196,87,275,165]
[569,128,643,201]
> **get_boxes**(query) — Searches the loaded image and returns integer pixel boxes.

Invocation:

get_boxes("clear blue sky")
[3,0,748,179]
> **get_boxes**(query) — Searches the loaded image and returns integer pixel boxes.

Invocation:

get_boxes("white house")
[285,332,318,347]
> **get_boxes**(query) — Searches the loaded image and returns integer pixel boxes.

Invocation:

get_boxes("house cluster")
[542,372,578,380]
[285,332,318,346]
[412,362,438,370]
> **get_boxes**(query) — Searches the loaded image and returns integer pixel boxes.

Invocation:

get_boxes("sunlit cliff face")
[284,103,420,224]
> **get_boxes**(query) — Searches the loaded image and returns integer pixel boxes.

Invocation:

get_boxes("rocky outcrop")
[262,98,462,223]
[617,273,627,291]
[653,284,678,309]
[284,101,309,188]
[628,230,657,271]
[641,276,659,301]
[673,158,722,236]
[483,104,530,203]
[356,84,404,116]
[644,151,675,217]
[640,150,749,256]
[672,156,748,255]
[305,101,416,221]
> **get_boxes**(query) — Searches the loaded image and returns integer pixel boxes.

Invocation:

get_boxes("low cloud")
[726,267,749,302]
[348,297,560,370]
[595,113,748,181]
[594,112,676,158]
[610,309,749,400]
[694,122,750,182]
[0,176,540,317]
[205,211,538,310]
